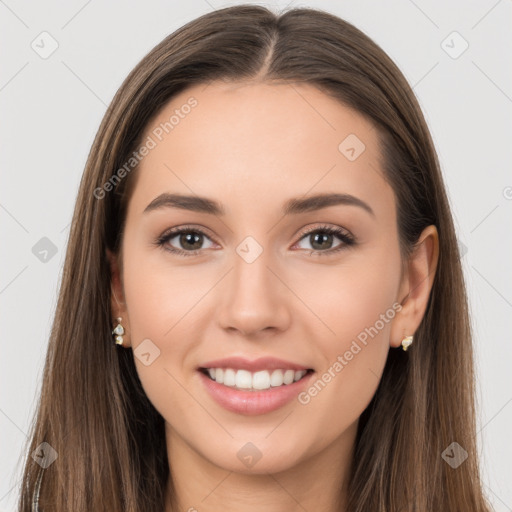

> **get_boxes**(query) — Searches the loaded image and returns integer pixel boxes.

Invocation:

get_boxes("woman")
[18,5,492,511]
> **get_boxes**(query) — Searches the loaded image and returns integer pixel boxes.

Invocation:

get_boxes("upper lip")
[199,356,312,372]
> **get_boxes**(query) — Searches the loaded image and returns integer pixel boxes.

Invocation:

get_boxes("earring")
[401,335,413,351]
[112,317,125,346]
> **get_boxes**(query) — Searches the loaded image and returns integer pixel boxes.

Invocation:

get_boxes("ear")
[107,248,131,347]
[390,225,439,348]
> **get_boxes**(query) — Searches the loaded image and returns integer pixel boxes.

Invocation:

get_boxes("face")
[109,81,411,474]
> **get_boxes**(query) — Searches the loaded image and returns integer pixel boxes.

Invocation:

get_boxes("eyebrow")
[143,192,375,218]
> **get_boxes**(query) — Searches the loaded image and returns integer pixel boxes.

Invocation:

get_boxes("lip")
[198,368,315,416]
[198,356,312,372]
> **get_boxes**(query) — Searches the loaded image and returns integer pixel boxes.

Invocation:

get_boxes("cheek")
[120,246,204,410]
[122,243,204,343]
[296,245,399,416]
[121,227,400,424]
[295,243,400,351]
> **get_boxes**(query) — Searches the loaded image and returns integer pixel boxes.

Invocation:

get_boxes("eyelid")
[159,222,352,242]
[153,224,219,257]
[155,222,355,256]
[159,223,218,242]
[294,223,353,242]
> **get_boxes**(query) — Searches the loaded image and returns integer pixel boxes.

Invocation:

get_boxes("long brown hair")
[17,5,492,511]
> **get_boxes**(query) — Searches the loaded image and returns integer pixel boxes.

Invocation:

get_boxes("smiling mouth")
[199,367,315,392]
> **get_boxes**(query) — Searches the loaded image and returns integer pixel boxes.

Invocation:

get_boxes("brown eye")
[308,231,338,251]
[155,227,216,256]
[294,225,355,255]
[176,231,204,251]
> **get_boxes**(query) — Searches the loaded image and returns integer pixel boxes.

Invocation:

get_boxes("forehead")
[128,80,393,220]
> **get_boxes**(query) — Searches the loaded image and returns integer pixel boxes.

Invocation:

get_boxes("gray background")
[1,0,511,510]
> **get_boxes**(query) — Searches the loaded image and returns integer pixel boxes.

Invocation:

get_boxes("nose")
[216,248,291,337]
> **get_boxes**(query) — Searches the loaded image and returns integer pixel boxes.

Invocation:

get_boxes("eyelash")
[153,223,356,258]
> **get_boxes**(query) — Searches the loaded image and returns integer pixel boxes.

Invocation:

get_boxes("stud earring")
[112,317,125,346]
[401,335,413,351]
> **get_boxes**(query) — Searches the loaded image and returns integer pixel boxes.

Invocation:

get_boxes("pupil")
[311,233,332,250]
[181,232,202,250]
[177,231,334,251]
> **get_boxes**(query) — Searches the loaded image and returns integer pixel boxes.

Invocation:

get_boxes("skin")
[108,81,438,512]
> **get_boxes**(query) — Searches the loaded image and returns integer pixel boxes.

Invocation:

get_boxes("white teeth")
[270,370,284,387]
[253,370,270,390]
[205,367,308,390]
[223,368,236,386]
[235,369,252,389]
[283,369,295,385]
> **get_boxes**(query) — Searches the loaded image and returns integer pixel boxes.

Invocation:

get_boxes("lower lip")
[198,370,314,416]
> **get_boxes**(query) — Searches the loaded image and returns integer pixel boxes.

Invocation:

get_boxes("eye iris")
[311,232,333,250]
[180,232,202,250]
